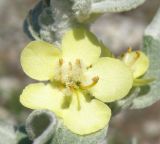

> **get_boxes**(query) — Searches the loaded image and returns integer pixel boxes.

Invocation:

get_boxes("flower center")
[54,58,99,96]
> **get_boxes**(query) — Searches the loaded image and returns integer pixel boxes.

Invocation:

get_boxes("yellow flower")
[20,28,133,135]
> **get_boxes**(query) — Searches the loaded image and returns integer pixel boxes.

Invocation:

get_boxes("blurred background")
[0,0,160,143]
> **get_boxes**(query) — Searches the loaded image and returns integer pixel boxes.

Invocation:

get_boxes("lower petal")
[62,92,111,135]
[20,83,64,117]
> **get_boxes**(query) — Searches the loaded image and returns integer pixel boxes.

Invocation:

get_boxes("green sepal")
[133,78,155,87]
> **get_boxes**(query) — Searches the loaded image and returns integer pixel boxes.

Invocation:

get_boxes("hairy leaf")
[51,121,108,144]
[25,110,57,144]
[0,121,16,144]
[25,110,108,144]
[131,8,160,109]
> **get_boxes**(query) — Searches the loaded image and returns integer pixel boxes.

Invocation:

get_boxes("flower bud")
[122,49,149,78]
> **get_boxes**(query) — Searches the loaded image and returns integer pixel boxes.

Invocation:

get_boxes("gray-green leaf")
[91,0,146,13]
[0,121,16,144]
[25,110,108,144]
[51,121,108,144]
[131,7,160,109]
[26,110,57,144]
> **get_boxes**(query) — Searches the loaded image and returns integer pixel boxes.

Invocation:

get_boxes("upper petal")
[62,28,101,66]
[84,57,133,102]
[21,41,61,81]
[62,92,111,135]
[20,83,64,117]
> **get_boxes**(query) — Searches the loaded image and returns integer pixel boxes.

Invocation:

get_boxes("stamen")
[72,59,83,82]
[76,59,81,68]
[135,51,140,59]
[122,49,141,67]
[54,59,63,81]
[68,84,74,91]
[69,62,72,70]
[80,76,99,89]
[128,51,140,66]
[87,64,92,69]
[127,47,132,53]
[59,58,64,66]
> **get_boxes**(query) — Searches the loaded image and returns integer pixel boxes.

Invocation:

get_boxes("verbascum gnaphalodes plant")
[20,28,135,135]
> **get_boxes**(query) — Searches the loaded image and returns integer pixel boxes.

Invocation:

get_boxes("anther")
[59,58,64,66]
[135,51,140,59]
[92,76,99,83]
[87,64,92,69]
[129,51,141,66]
[127,47,132,53]
[76,59,81,68]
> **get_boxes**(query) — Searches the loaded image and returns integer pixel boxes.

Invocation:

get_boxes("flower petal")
[21,41,61,81]
[62,28,101,66]
[62,92,111,135]
[84,57,133,102]
[20,83,64,117]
